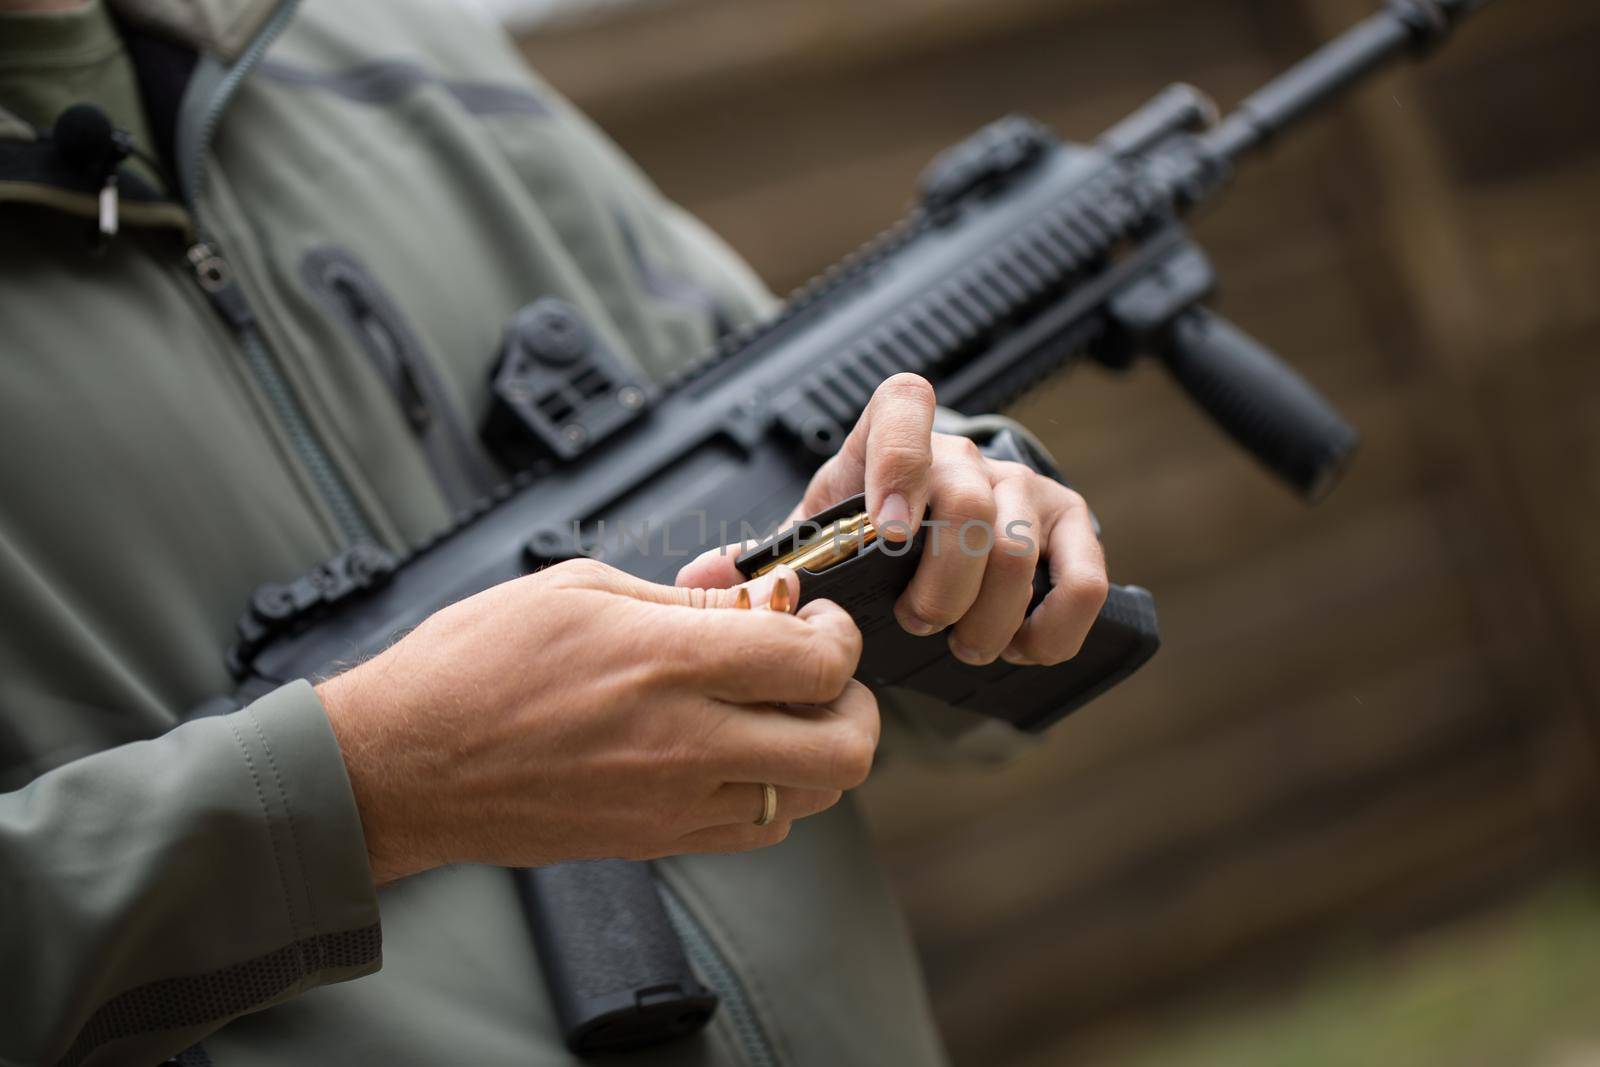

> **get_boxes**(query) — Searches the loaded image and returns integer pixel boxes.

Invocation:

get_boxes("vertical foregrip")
[1161,307,1359,500]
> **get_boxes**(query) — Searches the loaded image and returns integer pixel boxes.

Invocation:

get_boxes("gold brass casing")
[753,512,878,577]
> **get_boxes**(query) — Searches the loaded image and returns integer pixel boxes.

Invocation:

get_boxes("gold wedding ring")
[754,782,778,826]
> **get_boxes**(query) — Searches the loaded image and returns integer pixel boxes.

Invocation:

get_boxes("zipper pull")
[186,241,256,330]
[187,242,230,289]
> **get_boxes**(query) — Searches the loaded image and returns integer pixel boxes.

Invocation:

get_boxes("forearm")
[0,681,380,1066]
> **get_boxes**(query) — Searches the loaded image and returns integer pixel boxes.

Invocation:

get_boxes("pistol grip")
[515,861,717,1053]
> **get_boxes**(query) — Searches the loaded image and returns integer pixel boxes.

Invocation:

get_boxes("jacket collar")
[0,0,289,233]
[108,0,286,62]
[0,0,286,137]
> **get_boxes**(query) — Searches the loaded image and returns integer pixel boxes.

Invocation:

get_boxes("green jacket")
[0,1,986,1064]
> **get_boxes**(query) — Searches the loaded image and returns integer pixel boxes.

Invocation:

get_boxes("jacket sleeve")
[0,681,381,1067]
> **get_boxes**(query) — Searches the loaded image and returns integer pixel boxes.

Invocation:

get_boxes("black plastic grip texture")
[1162,307,1358,501]
[515,861,717,1053]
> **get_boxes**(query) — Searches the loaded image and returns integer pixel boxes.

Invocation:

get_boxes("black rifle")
[203,0,1490,1052]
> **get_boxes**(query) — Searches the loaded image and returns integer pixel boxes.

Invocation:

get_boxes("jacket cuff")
[230,680,382,981]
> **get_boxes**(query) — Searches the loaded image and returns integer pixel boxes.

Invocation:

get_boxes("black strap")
[0,136,170,203]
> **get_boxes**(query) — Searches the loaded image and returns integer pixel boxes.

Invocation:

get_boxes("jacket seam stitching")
[246,706,326,971]
[225,716,310,979]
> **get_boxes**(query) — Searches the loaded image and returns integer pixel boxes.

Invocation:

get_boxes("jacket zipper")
[302,247,502,513]
[177,0,375,546]
[176,8,780,1064]
[184,242,374,544]
[659,879,781,1067]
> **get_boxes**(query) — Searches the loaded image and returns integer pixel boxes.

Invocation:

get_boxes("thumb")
[674,541,757,591]
[860,375,936,542]
[603,554,799,611]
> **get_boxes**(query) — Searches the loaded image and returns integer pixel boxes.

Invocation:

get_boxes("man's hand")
[317,560,876,886]
[678,373,1108,668]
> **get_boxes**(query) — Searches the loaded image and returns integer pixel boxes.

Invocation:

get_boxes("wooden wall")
[520,1,1600,1061]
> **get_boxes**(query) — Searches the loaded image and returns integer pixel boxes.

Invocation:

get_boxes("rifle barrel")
[1202,0,1490,164]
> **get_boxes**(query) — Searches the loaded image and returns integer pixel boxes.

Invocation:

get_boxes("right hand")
[317,558,876,886]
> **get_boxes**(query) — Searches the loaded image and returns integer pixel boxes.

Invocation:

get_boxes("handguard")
[735,432,1160,732]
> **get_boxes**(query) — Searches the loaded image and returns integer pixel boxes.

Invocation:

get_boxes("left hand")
[677,373,1108,667]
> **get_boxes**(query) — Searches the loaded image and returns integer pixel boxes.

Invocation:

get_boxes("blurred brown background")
[517,0,1600,1062]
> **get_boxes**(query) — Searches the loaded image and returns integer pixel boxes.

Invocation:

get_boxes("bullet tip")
[769,573,793,614]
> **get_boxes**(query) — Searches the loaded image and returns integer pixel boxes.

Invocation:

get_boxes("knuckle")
[951,435,984,462]
[639,737,695,785]
[795,640,852,702]
[1059,486,1089,513]
[988,459,1037,484]
[934,433,983,466]
[874,440,930,479]
[1035,635,1084,667]
[940,481,997,525]
[905,589,960,626]
[830,724,877,787]
[833,625,863,675]
[952,626,1007,664]
[1064,565,1110,611]
[991,534,1040,572]
[758,821,793,849]
[905,580,971,626]
[854,683,883,743]
[840,685,881,751]
[1013,627,1068,666]
[547,557,612,588]
[639,653,685,695]
[834,604,865,647]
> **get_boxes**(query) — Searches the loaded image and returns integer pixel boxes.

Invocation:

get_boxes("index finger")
[656,596,864,705]
[860,374,936,540]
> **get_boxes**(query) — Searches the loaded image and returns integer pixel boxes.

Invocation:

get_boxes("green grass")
[1101,880,1600,1067]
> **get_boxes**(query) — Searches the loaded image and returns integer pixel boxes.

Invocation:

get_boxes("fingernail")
[900,614,941,637]
[948,637,995,666]
[877,494,910,539]
[1000,643,1034,666]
